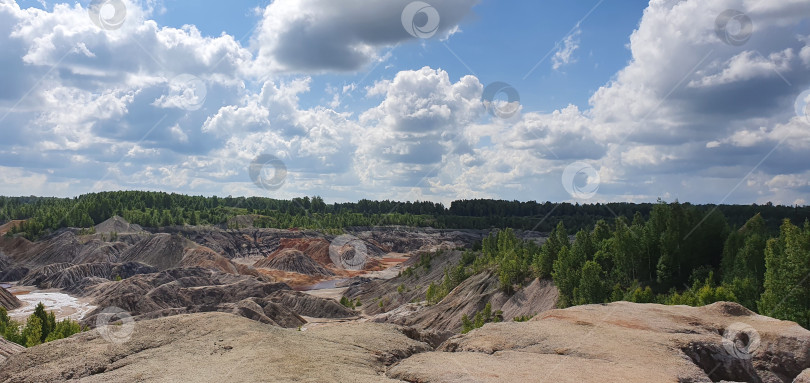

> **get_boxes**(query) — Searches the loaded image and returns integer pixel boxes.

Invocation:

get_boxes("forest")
[1,191,808,240]
[416,202,810,330]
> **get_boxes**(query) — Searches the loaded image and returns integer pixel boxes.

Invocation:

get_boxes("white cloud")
[689,49,795,87]
[250,0,479,73]
[0,0,809,206]
[552,28,581,70]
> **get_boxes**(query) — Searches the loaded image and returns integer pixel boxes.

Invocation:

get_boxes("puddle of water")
[9,292,96,322]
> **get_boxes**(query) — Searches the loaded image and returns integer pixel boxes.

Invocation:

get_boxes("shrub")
[0,302,83,347]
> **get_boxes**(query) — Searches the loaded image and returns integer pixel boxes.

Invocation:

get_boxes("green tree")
[21,315,42,347]
[425,282,440,305]
[577,261,607,305]
[535,222,568,278]
[552,245,583,308]
[759,220,810,327]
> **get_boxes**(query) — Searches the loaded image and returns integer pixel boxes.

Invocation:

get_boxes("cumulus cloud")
[0,0,809,206]
[251,0,479,73]
[551,28,581,70]
[355,67,483,186]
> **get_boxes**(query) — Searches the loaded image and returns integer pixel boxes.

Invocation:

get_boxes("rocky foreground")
[1,301,809,383]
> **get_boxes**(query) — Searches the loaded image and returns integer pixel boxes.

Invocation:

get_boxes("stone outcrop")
[0,313,431,383]
[389,301,810,383]
[3,302,808,382]
[254,249,335,276]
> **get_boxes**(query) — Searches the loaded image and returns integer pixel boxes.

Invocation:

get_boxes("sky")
[0,0,809,206]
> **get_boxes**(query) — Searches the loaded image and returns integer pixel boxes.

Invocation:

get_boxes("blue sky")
[0,0,809,206]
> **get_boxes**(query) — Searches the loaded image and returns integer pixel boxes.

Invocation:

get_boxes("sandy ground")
[6,285,95,322]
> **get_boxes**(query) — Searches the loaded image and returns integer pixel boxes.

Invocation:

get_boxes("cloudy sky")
[0,0,809,205]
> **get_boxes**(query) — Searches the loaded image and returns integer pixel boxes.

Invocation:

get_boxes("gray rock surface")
[0,312,431,383]
[389,302,810,383]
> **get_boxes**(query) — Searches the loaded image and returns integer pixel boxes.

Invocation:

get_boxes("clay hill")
[93,215,143,234]
[77,267,355,327]
[254,249,335,276]
[346,250,558,334]
[0,286,20,310]
[2,302,810,382]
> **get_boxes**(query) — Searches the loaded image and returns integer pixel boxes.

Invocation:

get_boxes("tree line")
[406,201,810,329]
[1,192,808,240]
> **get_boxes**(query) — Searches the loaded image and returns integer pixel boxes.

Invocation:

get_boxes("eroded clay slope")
[0,286,20,310]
